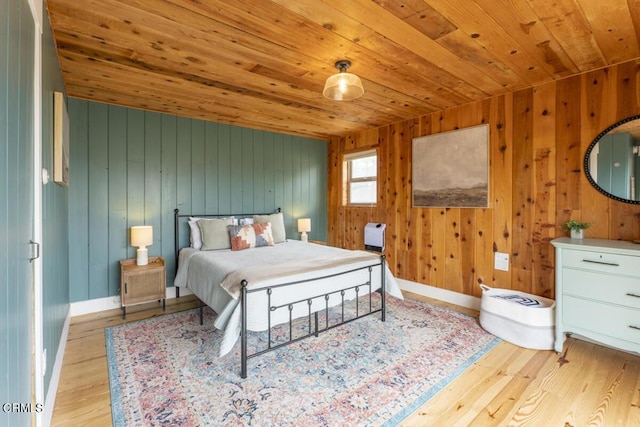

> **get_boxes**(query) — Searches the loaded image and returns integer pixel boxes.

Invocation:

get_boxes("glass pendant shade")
[323,60,364,101]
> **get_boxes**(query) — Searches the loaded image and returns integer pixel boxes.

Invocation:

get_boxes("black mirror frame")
[584,114,640,205]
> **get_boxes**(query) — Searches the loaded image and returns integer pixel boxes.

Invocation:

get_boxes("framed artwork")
[412,124,489,208]
[53,91,69,186]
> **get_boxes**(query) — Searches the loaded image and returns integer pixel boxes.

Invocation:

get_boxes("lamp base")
[300,232,308,243]
[136,247,149,266]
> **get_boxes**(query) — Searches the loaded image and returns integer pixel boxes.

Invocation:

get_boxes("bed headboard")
[173,207,282,271]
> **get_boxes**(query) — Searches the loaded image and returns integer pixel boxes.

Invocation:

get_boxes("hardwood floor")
[51,292,640,426]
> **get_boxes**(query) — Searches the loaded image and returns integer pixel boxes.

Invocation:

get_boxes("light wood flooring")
[51,292,640,426]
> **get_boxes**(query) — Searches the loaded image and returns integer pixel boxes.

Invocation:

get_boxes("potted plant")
[562,220,591,239]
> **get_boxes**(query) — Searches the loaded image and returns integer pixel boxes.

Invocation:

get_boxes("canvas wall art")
[53,91,70,186]
[412,124,489,208]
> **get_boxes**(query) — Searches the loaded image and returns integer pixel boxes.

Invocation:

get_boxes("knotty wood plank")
[490,94,513,290]
[511,88,534,293]
[555,76,583,229]
[531,81,556,298]
[426,0,553,85]
[430,208,448,289]
[472,100,494,297]
[445,208,464,294]
[580,68,612,239]
[576,0,640,64]
[474,0,577,76]
[525,0,607,71]
[412,116,433,284]
[389,121,407,275]
[327,137,341,247]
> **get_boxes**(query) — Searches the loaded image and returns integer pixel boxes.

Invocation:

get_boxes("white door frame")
[27,1,44,426]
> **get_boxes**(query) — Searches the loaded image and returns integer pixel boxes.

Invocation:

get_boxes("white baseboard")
[397,278,481,311]
[41,308,71,427]
[167,286,193,299]
[69,287,193,317]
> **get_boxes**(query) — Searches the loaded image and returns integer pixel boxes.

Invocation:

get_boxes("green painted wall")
[1,0,35,425]
[68,100,328,302]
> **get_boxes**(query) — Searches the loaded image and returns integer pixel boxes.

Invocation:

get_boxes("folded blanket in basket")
[490,294,544,307]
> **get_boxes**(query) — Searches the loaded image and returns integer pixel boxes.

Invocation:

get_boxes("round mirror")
[584,115,640,204]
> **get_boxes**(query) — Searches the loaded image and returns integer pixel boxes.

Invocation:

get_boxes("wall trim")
[30,4,45,425]
[69,287,193,317]
[41,308,70,427]
[397,278,481,311]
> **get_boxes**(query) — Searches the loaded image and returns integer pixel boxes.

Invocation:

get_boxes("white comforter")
[174,240,403,356]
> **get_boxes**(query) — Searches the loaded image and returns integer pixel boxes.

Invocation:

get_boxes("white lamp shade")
[323,72,364,101]
[297,218,311,233]
[131,225,153,247]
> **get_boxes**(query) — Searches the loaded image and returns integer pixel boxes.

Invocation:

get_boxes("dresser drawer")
[563,296,640,345]
[562,249,640,276]
[562,269,640,309]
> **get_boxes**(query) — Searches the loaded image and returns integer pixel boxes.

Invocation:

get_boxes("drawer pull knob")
[581,259,620,267]
[629,325,640,331]
[627,293,640,298]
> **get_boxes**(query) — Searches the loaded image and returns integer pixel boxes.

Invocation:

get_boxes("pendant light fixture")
[323,60,364,101]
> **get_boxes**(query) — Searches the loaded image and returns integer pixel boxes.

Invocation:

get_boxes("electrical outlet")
[494,252,509,271]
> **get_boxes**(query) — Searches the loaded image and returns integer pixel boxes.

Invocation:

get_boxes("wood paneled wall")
[328,60,640,299]
[68,100,327,302]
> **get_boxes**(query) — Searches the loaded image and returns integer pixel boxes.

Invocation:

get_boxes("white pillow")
[188,217,205,249]
[253,212,286,243]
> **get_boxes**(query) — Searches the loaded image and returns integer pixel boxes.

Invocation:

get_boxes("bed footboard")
[240,255,386,379]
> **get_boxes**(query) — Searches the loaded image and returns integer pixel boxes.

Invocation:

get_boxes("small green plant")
[562,220,591,232]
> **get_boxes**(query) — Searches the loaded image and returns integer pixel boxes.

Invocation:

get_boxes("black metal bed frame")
[174,208,387,378]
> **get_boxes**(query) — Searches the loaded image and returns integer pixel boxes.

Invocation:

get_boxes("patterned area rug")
[106,296,500,426]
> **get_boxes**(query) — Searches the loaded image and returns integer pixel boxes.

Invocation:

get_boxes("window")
[344,150,377,205]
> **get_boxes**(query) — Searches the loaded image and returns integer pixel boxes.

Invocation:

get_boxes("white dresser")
[551,237,640,355]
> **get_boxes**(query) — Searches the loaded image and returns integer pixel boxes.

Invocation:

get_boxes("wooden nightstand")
[119,256,166,319]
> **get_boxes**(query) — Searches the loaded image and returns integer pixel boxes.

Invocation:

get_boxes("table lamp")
[297,218,311,243]
[131,225,153,265]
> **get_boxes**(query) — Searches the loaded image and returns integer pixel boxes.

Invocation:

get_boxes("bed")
[173,208,403,378]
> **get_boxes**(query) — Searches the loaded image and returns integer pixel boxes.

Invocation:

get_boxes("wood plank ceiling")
[46,0,640,139]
